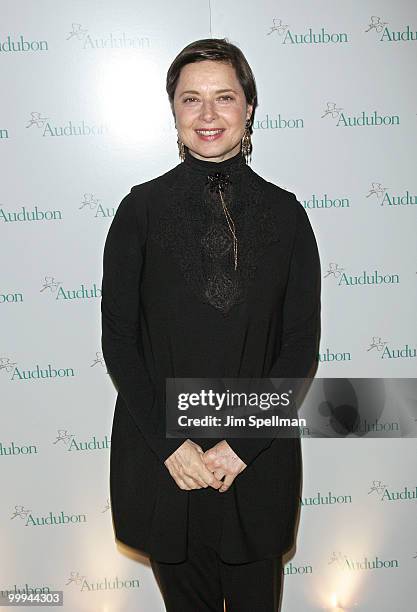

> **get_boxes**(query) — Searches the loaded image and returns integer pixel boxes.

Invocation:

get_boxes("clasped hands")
[164,439,247,493]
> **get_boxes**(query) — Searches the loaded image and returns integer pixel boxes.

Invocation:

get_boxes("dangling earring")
[241,118,252,164]
[177,133,186,162]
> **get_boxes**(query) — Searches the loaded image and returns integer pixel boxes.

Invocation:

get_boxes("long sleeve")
[101,188,184,463]
[227,196,321,466]
[269,196,321,379]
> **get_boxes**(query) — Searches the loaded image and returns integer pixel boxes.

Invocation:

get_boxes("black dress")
[101,149,321,563]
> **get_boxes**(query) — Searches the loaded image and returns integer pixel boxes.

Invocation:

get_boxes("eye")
[183,97,199,103]
[218,95,234,101]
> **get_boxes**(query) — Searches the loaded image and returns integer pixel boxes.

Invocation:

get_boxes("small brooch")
[206,172,231,194]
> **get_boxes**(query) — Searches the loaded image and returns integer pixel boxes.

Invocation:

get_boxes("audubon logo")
[0,289,23,303]
[366,182,388,202]
[66,571,139,592]
[356,419,399,433]
[283,562,312,575]
[40,276,102,300]
[66,23,150,50]
[6,362,75,381]
[0,203,62,222]
[253,113,303,130]
[318,348,352,363]
[0,34,48,53]
[301,491,352,506]
[53,430,74,447]
[26,112,108,137]
[0,127,9,139]
[366,336,387,354]
[91,351,107,371]
[0,585,53,598]
[365,16,417,42]
[79,193,115,218]
[328,551,398,570]
[11,505,87,527]
[367,337,416,359]
[366,182,417,206]
[321,102,400,127]
[303,193,350,209]
[368,479,417,501]
[267,18,349,44]
[1,357,74,381]
[324,263,400,286]
[53,429,110,452]
[0,357,17,375]
[0,441,38,456]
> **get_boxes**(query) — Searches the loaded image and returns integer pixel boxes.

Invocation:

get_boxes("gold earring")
[241,119,252,163]
[177,133,186,162]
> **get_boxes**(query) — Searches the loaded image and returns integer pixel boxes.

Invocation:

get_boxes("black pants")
[150,543,282,611]
[150,488,283,611]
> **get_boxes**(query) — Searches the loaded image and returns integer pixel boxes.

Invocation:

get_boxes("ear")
[246,102,254,122]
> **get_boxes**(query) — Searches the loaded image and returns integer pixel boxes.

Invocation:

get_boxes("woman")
[101,38,321,612]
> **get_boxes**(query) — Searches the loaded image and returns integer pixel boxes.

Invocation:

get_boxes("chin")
[188,142,238,160]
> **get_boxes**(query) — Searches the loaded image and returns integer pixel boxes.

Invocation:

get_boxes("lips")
[195,129,225,135]
[194,128,225,141]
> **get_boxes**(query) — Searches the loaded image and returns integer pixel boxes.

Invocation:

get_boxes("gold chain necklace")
[206,172,238,270]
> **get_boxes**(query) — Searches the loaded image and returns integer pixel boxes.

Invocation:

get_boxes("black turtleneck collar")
[182,148,247,176]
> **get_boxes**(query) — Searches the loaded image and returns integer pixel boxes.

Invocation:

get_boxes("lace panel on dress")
[149,168,280,317]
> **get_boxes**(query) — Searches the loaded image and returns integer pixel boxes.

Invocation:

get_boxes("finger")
[173,475,192,490]
[202,469,223,488]
[203,469,223,489]
[182,463,209,488]
[194,457,223,488]
[190,473,209,488]
[181,473,204,490]
[171,463,204,489]
[219,473,235,493]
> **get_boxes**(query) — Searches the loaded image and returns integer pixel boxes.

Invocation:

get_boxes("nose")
[200,99,217,123]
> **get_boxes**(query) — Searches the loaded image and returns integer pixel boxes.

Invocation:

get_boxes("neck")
[183,148,246,175]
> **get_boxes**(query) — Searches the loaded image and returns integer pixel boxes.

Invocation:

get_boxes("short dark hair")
[166,38,258,127]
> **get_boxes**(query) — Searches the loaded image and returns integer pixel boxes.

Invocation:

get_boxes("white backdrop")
[1,1,416,610]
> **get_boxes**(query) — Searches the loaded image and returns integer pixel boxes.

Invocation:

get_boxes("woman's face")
[173,60,253,163]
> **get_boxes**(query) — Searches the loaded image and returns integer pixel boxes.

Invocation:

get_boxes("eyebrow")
[179,88,238,96]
